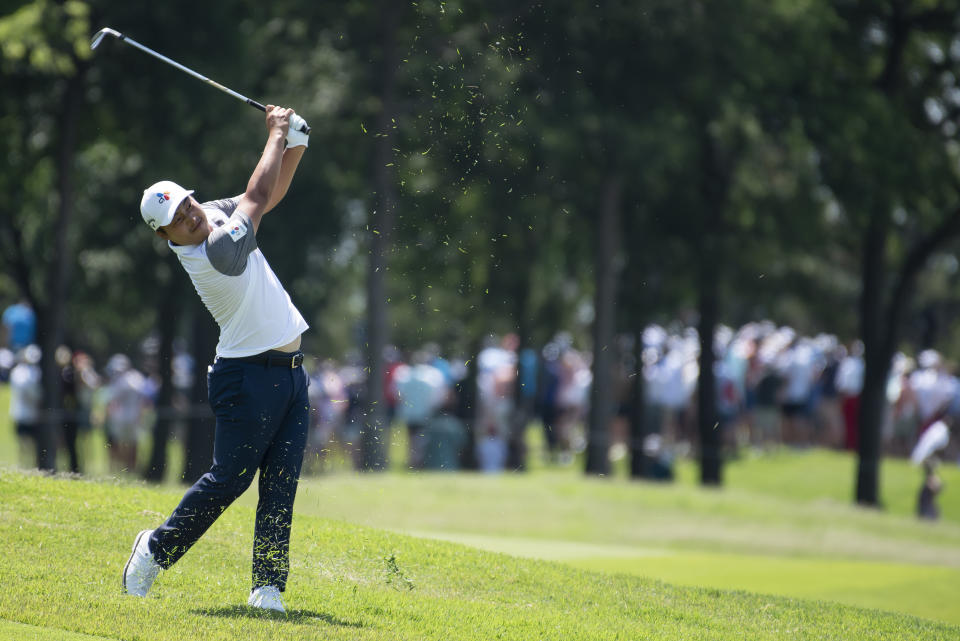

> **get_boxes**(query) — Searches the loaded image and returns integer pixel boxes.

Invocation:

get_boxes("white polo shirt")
[169,196,308,358]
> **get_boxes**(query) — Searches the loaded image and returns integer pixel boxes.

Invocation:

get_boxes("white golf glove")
[286,113,309,149]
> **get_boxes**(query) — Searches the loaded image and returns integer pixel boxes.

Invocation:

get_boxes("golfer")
[123,106,310,613]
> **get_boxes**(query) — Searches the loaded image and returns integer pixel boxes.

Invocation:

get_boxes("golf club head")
[90,28,121,50]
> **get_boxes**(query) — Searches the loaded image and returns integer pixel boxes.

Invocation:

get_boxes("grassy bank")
[266,452,960,625]
[1,469,958,641]
[3,383,960,628]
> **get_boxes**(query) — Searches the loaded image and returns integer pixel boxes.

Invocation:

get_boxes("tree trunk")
[37,69,85,471]
[696,262,721,486]
[855,204,960,505]
[854,210,888,505]
[144,277,183,482]
[585,175,622,476]
[361,0,402,471]
[507,239,537,471]
[696,129,729,487]
[855,347,889,505]
[182,307,216,484]
[456,338,481,471]
[629,324,647,478]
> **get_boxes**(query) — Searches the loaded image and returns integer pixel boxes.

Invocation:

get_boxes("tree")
[0,0,95,470]
[798,0,960,505]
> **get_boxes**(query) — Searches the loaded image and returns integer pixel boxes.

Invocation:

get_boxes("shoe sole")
[122,529,152,595]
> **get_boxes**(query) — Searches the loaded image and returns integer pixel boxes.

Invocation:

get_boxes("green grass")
[716,448,960,522]
[569,553,960,625]
[2,470,958,641]
[4,384,960,632]
[256,457,960,626]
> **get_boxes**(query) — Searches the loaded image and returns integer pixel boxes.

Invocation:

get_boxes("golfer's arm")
[262,146,306,215]
[237,129,286,233]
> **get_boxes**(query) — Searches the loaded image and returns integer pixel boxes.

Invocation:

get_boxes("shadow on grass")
[192,606,364,628]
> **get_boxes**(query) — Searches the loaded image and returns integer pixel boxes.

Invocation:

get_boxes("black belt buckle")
[290,352,303,369]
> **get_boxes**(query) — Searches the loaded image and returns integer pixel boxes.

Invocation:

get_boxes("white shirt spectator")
[778,342,817,404]
[835,354,864,396]
[910,366,955,423]
[9,359,42,424]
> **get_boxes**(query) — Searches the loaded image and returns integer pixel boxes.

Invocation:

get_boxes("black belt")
[223,350,304,368]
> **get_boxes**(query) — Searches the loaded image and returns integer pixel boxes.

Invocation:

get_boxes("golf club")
[90,27,310,134]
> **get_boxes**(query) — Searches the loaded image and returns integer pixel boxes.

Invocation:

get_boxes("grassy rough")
[1,469,958,641]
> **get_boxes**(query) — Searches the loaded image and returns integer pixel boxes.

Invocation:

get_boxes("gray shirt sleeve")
[205,211,258,276]
[201,196,242,217]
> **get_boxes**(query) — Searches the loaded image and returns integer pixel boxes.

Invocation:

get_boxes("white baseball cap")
[140,180,194,231]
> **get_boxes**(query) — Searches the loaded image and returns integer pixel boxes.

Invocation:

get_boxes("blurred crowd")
[637,321,958,466]
[2,297,956,496]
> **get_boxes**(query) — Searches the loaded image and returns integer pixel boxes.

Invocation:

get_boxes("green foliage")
[5,2,960,501]
[0,0,957,358]
[0,0,91,74]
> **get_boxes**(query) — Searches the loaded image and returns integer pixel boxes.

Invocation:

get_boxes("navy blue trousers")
[149,356,309,591]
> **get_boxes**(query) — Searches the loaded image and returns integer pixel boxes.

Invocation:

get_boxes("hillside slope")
[0,469,956,641]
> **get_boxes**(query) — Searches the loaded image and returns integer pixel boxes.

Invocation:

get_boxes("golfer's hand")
[286,113,309,149]
[265,105,292,138]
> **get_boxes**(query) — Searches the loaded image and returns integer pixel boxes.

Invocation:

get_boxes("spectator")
[2,300,36,351]
[305,359,349,472]
[554,344,592,460]
[103,353,150,474]
[421,391,468,471]
[911,417,950,521]
[888,353,918,457]
[836,341,864,450]
[9,345,42,468]
[715,357,742,454]
[72,351,102,464]
[812,336,844,448]
[640,327,671,467]
[475,335,519,472]
[0,347,14,382]
[382,346,405,427]
[57,345,81,474]
[746,335,782,450]
[339,360,367,470]
[917,460,943,521]
[537,341,563,461]
[777,337,818,446]
[642,433,675,481]
[394,354,449,469]
[909,350,954,438]
[657,334,698,448]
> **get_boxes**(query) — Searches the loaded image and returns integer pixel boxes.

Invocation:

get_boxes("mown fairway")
[250,448,960,626]
[1,469,959,641]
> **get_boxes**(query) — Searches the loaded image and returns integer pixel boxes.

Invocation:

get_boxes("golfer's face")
[161,196,209,245]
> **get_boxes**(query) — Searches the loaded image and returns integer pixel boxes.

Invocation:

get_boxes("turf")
[282,466,960,563]
[393,529,960,624]
[4,386,960,631]
[261,463,960,625]
[570,552,960,625]
[1,469,958,641]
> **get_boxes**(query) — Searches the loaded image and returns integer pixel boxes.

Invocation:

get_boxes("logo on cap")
[156,191,171,204]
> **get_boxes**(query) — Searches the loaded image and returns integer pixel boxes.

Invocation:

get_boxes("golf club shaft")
[96,29,310,134]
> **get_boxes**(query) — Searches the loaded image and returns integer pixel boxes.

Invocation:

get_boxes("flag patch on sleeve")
[228,219,248,242]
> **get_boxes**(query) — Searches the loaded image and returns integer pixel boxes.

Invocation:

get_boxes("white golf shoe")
[122,529,161,597]
[248,585,285,613]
